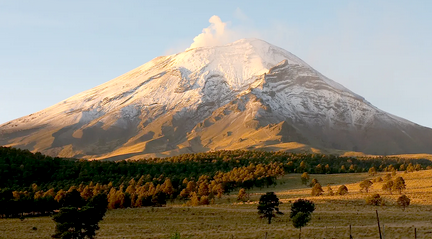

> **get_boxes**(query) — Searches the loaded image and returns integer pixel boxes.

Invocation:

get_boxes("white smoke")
[187,15,239,50]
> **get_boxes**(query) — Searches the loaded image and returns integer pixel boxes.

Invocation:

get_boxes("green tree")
[397,195,410,211]
[314,164,323,174]
[60,189,84,208]
[290,199,315,239]
[257,192,283,224]
[52,203,107,239]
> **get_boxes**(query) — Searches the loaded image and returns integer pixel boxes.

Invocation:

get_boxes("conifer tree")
[257,192,283,224]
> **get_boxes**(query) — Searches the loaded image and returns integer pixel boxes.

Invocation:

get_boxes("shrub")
[301,172,310,185]
[337,185,348,195]
[360,180,373,193]
[397,195,410,210]
[327,184,334,196]
[311,183,323,196]
[237,188,248,202]
[393,177,406,194]
[309,178,319,187]
[365,193,383,206]
[382,180,394,194]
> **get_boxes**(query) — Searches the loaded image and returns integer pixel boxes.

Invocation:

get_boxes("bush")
[393,177,406,194]
[311,183,323,196]
[327,184,334,196]
[337,185,348,195]
[359,180,373,193]
[397,195,410,210]
[365,193,383,206]
[52,205,106,239]
[301,172,310,185]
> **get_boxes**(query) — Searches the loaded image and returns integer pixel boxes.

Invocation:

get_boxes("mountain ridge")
[1,38,431,160]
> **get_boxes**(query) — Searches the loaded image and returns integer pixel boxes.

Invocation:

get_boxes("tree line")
[1,146,431,218]
[1,146,430,192]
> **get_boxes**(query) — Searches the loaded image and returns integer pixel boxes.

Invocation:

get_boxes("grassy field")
[2,170,432,238]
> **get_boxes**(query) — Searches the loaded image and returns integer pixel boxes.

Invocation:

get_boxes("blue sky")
[1,0,431,128]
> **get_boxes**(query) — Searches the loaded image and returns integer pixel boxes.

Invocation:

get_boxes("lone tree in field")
[301,172,310,185]
[337,185,349,195]
[392,177,406,194]
[52,194,108,239]
[397,195,410,211]
[257,192,283,224]
[360,180,373,193]
[290,199,315,239]
[311,183,323,196]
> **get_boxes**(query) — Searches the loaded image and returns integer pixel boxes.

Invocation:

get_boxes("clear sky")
[1,0,431,128]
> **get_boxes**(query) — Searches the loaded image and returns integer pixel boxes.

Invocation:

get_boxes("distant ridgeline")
[0,146,431,218]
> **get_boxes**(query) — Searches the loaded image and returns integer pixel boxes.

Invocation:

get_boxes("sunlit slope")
[2,39,432,160]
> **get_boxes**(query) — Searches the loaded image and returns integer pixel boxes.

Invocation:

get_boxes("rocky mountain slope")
[1,38,432,160]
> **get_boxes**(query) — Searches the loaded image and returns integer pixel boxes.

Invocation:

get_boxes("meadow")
[1,170,432,239]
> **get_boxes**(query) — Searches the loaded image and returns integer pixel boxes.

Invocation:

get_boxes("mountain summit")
[2,38,432,160]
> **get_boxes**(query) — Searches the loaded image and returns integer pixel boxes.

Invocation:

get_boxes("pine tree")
[257,192,283,224]
[290,199,315,239]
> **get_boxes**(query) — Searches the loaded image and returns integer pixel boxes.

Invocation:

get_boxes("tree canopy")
[257,192,283,224]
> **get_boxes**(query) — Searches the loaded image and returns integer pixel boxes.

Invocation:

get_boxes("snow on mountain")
[1,38,432,160]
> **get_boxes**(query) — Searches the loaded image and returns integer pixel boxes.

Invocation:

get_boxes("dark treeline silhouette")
[1,146,429,191]
[0,146,430,218]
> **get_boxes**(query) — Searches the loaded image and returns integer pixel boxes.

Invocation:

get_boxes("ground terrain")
[1,170,432,238]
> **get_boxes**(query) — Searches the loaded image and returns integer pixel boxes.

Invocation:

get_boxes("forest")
[0,146,430,218]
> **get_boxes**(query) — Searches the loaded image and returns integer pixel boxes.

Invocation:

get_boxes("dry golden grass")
[2,170,432,238]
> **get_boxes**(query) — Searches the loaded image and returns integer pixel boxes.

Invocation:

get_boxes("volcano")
[1,38,432,160]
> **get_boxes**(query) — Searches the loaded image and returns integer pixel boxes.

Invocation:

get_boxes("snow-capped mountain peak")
[1,38,432,160]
